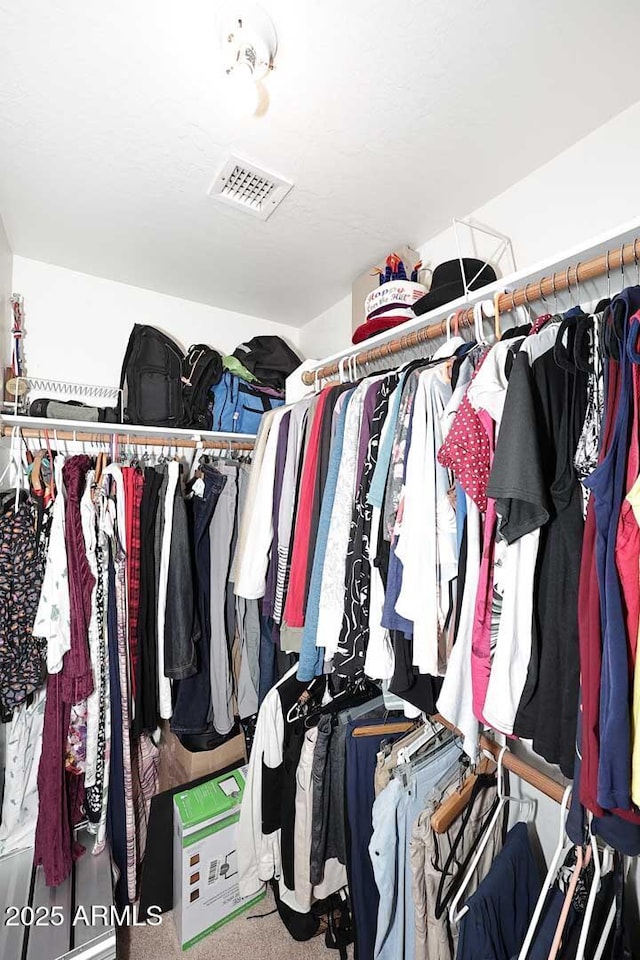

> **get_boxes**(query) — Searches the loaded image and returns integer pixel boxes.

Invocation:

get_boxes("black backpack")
[232,336,301,391]
[181,344,223,430]
[120,324,185,427]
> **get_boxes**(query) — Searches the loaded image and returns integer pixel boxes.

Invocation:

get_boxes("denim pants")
[171,467,227,734]
[345,719,409,960]
[258,615,278,705]
[370,742,460,960]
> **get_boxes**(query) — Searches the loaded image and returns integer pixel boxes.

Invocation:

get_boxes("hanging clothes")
[171,464,227,735]
[0,501,46,713]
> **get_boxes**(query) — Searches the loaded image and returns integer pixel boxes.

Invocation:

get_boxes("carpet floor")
[118,888,350,959]
[120,732,351,958]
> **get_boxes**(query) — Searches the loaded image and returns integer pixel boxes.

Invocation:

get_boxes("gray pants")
[235,598,259,719]
[231,465,259,719]
[209,465,238,735]
[410,778,502,960]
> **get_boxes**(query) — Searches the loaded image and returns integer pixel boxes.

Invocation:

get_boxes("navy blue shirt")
[456,823,541,960]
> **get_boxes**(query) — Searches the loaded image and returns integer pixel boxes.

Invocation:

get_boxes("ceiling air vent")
[207,156,293,221]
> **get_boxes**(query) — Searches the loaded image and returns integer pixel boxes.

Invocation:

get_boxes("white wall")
[10,256,300,388]
[297,293,351,362]
[0,215,12,382]
[299,98,640,358]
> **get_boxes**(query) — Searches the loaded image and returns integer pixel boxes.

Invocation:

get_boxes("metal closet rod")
[0,424,256,451]
[301,237,640,386]
[432,714,569,804]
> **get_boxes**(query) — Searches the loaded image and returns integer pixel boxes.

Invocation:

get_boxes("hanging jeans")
[345,719,408,960]
[259,614,278,705]
[171,467,226,735]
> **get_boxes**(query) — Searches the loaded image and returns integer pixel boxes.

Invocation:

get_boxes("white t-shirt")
[234,406,290,600]
[436,493,482,761]
[395,365,455,676]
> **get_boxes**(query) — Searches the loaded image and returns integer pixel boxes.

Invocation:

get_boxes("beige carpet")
[119,888,351,959]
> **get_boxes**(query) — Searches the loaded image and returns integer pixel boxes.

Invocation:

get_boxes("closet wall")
[0,215,11,364]
[300,98,640,357]
[11,256,301,388]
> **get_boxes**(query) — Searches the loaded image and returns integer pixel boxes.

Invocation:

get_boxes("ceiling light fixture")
[220,4,278,117]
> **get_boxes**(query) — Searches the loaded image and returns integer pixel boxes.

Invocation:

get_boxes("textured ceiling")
[0,0,639,326]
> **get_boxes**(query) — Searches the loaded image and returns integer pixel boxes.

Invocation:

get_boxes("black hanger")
[303,676,381,728]
[433,772,502,921]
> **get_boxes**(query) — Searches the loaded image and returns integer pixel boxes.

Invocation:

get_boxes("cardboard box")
[163,724,246,783]
[173,766,264,950]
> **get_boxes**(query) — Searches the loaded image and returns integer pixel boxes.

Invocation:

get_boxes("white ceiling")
[0,1,639,327]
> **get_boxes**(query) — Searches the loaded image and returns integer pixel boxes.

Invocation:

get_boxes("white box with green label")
[173,766,265,950]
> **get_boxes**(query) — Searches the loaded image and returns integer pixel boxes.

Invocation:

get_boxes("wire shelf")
[8,377,122,416]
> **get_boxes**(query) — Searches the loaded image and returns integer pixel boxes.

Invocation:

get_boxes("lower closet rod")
[432,714,569,805]
[0,424,256,451]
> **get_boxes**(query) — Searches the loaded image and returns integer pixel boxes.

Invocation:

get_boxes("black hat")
[413,258,497,316]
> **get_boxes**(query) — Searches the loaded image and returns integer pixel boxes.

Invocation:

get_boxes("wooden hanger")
[352,720,415,738]
[493,292,503,340]
[95,451,106,486]
[30,451,43,495]
[430,756,495,834]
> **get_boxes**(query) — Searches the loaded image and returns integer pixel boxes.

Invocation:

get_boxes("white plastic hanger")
[445,311,456,344]
[449,746,535,925]
[517,785,572,959]
[396,717,442,765]
[593,902,616,960]
[479,298,498,343]
[473,301,491,347]
[15,439,25,512]
[0,426,19,488]
[189,439,204,478]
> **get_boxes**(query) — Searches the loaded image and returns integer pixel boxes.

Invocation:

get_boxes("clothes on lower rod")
[3,445,256,894]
